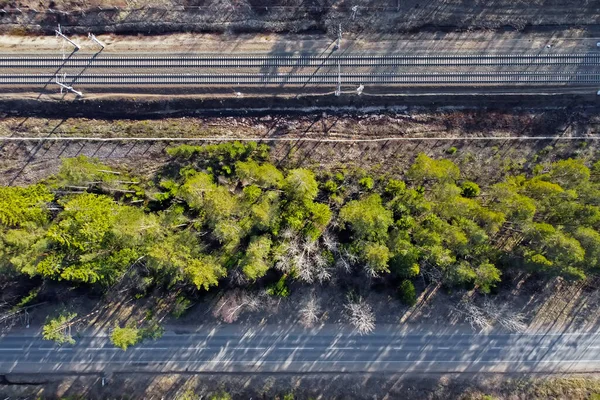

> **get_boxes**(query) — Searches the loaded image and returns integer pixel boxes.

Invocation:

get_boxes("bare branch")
[299,295,321,328]
[345,297,375,335]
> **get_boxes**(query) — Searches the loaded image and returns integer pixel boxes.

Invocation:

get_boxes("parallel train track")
[0,53,598,88]
[3,72,600,85]
[0,53,599,68]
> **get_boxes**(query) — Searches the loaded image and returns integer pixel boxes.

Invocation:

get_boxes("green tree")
[28,193,150,284]
[573,227,600,271]
[475,262,501,294]
[42,312,77,345]
[384,179,406,197]
[241,235,272,280]
[388,232,420,278]
[147,230,226,290]
[249,191,281,233]
[489,181,536,223]
[522,223,586,280]
[236,160,283,188]
[54,155,128,190]
[547,158,590,190]
[406,153,460,184]
[340,194,393,242]
[111,326,141,350]
[399,280,417,306]
[0,185,53,227]
[360,241,391,274]
[179,172,237,224]
[283,169,319,204]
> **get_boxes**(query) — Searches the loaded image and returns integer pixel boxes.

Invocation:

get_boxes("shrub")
[359,176,374,190]
[399,280,417,306]
[461,181,481,198]
[266,275,290,297]
[172,296,193,318]
[446,146,458,155]
[323,180,338,194]
[385,179,406,197]
[209,392,232,400]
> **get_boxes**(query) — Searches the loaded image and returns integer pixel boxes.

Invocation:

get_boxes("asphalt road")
[0,326,599,374]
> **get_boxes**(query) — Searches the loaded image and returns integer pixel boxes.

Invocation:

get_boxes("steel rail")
[2,72,599,85]
[1,54,600,68]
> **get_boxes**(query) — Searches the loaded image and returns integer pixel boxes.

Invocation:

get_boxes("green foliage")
[283,169,319,204]
[141,319,164,340]
[242,235,272,280]
[523,223,586,280]
[209,392,232,400]
[323,180,338,194]
[236,160,283,188]
[167,141,268,166]
[111,326,141,350]
[42,312,77,345]
[172,296,193,318]
[55,155,115,186]
[399,280,417,306]
[0,185,53,227]
[179,172,237,224]
[360,241,391,274]
[572,227,600,271]
[147,230,226,291]
[359,176,374,190]
[19,193,153,284]
[475,262,501,294]
[407,153,460,184]
[388,235,420,278]
[446,146,458,155]
[307,203,331,233]
[547,158,590,189]
[461,181,481,198]
[3,145,600,301]
[13,287,40,311]
[54,155,142,197]
[340,194,393,242]
[385,179,406,197]
[266,275,291,297]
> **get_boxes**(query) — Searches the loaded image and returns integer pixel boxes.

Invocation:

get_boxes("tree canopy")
[1,146,599,303]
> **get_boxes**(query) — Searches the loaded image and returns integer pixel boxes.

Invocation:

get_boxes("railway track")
[1,53,600,68]
[3,72,600,85]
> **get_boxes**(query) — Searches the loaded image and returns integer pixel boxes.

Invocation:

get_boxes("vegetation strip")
[1,141,599,341]
[0,136,597,142]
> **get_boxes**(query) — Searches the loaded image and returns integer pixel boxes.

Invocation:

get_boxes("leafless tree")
[299,295,321,328]
[212,289,261,323]
[229,267,250,286]
[482,299,527,332]
[454,300,492,331]
[454,298,526,332]
[345,297,375,335]
[275,230,332,284]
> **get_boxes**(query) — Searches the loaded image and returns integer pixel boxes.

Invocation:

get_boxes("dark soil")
[1,0,600,36]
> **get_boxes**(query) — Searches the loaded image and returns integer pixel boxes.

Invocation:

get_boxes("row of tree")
[1,142,599,302]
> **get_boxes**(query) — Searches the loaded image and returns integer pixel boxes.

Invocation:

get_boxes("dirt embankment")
[0,93,599,120]
[1,0,600,36]
[1,372,599,399]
